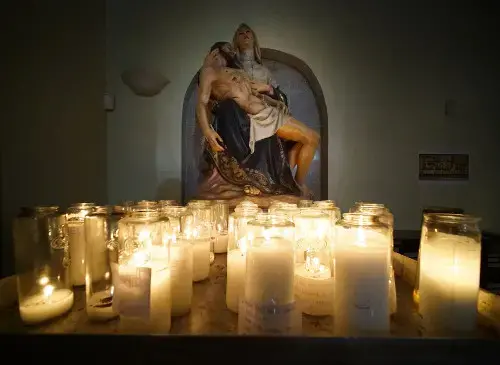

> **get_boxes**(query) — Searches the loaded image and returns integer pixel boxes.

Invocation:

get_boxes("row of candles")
[12,198,482,336]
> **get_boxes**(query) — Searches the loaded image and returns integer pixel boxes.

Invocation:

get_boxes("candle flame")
[110,286,114,296]
[38,276,49,286]
[237,237,248,254]
[355,228,367,247]
[138,230,150,242]
[43,284,54,298]
[130,251,148,266]
[305,254,324,274]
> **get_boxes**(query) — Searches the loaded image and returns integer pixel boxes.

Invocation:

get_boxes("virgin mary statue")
[193,25,309,204]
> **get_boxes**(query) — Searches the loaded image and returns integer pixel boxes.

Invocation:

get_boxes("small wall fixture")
[121,68,170,97]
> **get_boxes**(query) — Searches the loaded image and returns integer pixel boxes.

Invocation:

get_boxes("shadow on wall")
[155,178,182,202]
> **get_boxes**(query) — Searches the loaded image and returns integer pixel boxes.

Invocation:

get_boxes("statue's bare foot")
[244,185,261,196]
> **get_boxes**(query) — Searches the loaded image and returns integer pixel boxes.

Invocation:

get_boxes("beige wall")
[106,1,500,231]
[1,1,107,276]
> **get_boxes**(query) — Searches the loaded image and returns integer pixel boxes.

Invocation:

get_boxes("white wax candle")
[419,232,480,334]
[19,288,74,324]
[84,217,109,282]
[87,289,117,321]
[214,234,228,253]
[334,228,390,336]
[68,222,86,286]
[226,249,246,313]
[245,238,295,305]
[170,243,193,316]
[148,261,171,333]
[192,237,211,282]
[294,263,334,316]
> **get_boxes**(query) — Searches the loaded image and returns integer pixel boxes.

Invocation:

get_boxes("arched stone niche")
[181,48,328,203]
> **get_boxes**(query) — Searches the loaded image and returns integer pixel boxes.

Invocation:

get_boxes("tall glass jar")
[298,200,313,208]
[228,201,260,250]
[212,200,229,253]
[418,213,481,336]
[178,224,211,282]
[413,207,464,306]
[273,205,301,222]
[188,200,214,262]
[349,202,397,315]
[67,202,96,286]
[84,206,125,321]
[226,203,261,313]
[16,208,73,325]
[136,200,159,208]
[13,206,57,275]
[238,214,300,335]
[158,200,179,207]
[313,200,341,224]
[334,213,391,337]
[122,201,136,215]
[268,202,297,213]
[293,209,334,316]
[115,205,171,333]
[161,206,194,316]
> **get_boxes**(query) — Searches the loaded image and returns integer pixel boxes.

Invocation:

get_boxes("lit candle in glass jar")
[19,277,74,325]
[334,213,391,337]
[67,203,96,286]
[226,237,248,312]
[226,203,260,313]
[294,249,334,316]
[238,214,300,335]
[114,206,171,333]
[419,214,481,335]
[189,227,211,282]
[214,223,229,254]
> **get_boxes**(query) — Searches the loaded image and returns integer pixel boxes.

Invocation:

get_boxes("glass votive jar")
[268,202,297,213]
[188,200,215,262]
[293,209,333,316]
[67,202,96,286]
[226,203,261,313]
[186,225,212,282]
[298,200,313,208]
[212,200,229,253]
[115,205,171,333]
[228,201,260,249]
[238,214,299,335]
[160,206,194,316]
[170,232,194,316]
[13,206,57,275]
[348,202,397,314]
[84,206,125,321]
[313,200,341,223]
[334,213,391,337]
[418,213,481,336]
[158,200,179,207]
[273,205,301,222]
[16,209,73,325]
